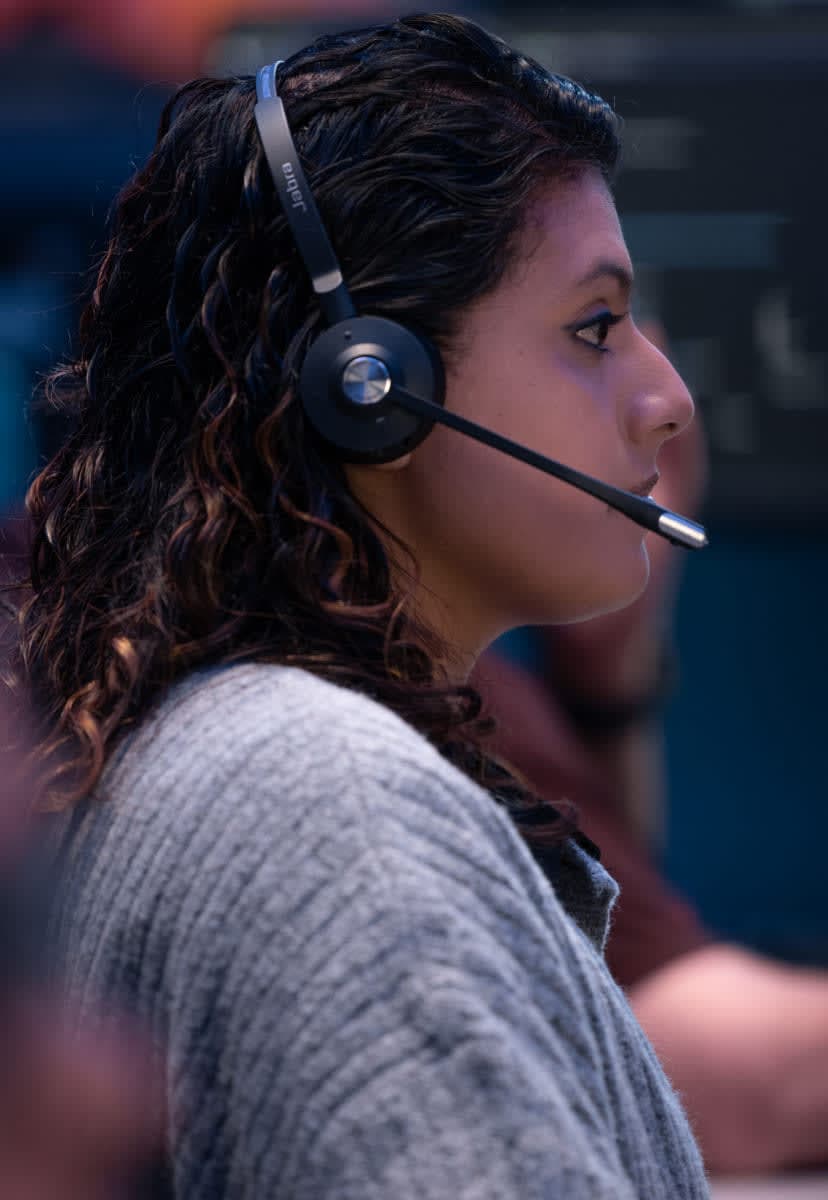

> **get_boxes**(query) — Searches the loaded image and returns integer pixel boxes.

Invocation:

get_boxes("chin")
[510,536,651,626]
[574,542,651,621]
[608,542,651,609]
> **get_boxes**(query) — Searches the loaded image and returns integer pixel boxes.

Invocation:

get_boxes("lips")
[628,472,660,497]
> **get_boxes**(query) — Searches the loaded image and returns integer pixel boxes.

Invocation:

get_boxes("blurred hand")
[0,690,164,1200]
[0,996,164,1200]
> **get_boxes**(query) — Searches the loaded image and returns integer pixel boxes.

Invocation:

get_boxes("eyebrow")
[573,259,635,296]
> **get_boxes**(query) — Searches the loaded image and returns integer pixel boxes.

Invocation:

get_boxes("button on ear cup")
[299,315,446,463]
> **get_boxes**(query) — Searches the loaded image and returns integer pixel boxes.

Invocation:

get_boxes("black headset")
[253,60,708,550]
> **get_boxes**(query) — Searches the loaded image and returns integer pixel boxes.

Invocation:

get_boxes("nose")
[624,325,695,451]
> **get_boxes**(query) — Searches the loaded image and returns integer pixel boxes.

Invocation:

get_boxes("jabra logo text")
[281,162,307,213]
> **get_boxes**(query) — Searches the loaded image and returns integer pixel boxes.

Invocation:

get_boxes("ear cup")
[299,315,445,464]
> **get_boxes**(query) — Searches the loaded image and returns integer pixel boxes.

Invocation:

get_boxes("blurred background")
[0,0,825,969]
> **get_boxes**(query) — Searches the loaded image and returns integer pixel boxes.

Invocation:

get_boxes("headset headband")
[254,61,356,325]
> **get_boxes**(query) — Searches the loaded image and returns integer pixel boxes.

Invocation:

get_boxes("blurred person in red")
[473,324,828,1174]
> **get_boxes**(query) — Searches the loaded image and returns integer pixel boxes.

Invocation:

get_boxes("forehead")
[517,169,631,291]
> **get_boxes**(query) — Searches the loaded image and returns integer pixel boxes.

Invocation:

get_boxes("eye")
[571,310,626,352]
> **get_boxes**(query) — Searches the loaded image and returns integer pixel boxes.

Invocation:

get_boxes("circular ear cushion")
[299,315,446,463]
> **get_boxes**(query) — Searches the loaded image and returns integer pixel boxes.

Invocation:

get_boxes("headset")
[253,61,708,551]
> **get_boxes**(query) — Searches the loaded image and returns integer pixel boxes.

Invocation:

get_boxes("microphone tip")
[657,511,709,550]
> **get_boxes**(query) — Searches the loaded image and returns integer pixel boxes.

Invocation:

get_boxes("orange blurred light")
[0,0,393,79]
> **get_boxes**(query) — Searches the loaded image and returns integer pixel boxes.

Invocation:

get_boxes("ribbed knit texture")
[51,662,709,1199]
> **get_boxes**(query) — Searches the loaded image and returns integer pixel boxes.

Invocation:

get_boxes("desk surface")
[711,1175,828,1199]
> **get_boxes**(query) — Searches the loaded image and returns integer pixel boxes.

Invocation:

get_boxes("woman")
[19,13,708,1198]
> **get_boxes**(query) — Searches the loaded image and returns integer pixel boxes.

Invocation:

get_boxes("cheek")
[534,354,620,462]
[407,351,647,622]
[410,425,648,616]
[469,354,619,487]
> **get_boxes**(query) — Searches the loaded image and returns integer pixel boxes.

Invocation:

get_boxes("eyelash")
[571,310,627,353]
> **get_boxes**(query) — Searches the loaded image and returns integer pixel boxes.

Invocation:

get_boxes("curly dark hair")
[15,12,621,848]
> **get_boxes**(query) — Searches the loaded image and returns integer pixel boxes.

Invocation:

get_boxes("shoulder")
[91,663,619,955]
[56,663,619,981]
[68,663,585,1008]
[126,660,438,766]
[113,660,476,808]
[98,661,526,888]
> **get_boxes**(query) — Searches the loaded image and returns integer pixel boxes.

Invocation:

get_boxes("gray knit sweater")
[52,662,709,1199]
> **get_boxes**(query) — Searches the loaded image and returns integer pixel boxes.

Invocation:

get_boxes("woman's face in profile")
[347,167,694,665]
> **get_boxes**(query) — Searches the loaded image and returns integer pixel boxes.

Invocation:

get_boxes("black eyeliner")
[567,309,627,351]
